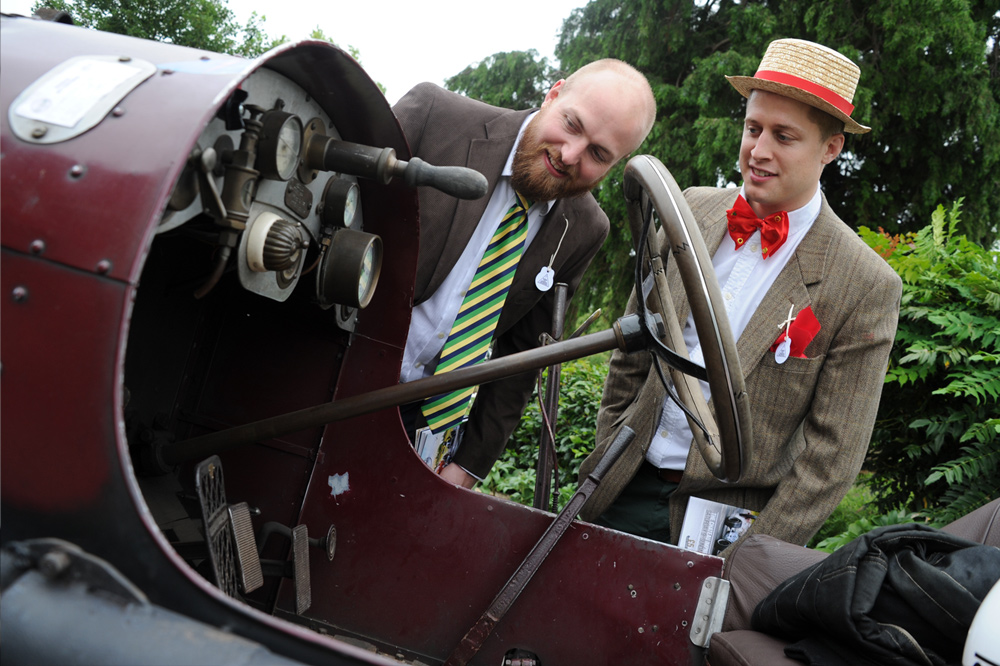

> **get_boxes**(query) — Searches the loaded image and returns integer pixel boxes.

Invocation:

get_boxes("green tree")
[550,0,1000,328]
[446,50,557,110]
[32,0,278,57]
[860,202,1000,524]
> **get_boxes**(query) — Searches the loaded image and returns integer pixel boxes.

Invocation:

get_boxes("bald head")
[562,59,656,154]
[511,59,656,202]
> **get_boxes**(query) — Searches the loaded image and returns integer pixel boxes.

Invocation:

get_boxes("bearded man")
[393,59,656,488]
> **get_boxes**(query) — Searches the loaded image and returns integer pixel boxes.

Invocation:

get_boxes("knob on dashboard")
[245,212,309,288]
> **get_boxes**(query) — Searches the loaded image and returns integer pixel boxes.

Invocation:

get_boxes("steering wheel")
[622,155,752,482]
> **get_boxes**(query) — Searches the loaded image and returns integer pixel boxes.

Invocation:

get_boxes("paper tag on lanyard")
[775,304,795,365]
[775,337,792,364]
[535,266,554,291]
[536,214,569,292]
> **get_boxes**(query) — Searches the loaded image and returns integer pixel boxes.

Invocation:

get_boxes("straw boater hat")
[726,38,870,134]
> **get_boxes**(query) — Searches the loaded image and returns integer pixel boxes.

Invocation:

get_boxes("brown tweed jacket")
[579,186,902,548]
[393,83,610,478]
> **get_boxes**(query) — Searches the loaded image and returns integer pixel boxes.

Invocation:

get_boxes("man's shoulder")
[398,83,512,122]
[682,186,739,225]
[814,200,902,287]
[683,186,739,207]
[394,84,520,155]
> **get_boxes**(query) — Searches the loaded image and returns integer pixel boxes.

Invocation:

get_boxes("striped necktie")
[421,192,532,433]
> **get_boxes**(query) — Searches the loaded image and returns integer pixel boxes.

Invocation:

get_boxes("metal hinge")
[690,576,730,648]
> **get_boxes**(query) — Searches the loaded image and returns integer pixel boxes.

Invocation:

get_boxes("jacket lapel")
[421,109,529,300]
[735,197,834,376]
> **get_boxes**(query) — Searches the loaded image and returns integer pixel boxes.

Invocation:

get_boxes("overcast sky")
[0,0,587,105]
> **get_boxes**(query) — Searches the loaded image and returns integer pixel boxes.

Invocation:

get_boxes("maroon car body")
[0,14,724,665]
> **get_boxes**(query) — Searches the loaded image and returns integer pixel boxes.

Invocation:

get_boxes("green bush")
[860,201,1000,524]
[807,480,876,548]
[812,508,926,553]
[479,355,609,510]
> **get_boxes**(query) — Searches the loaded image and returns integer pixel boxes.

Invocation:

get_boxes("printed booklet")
[679,496,758,556]
[413,425,463,473]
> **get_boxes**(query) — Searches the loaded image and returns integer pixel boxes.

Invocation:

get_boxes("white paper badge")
[535,266,555,291]
[775,337,792,364]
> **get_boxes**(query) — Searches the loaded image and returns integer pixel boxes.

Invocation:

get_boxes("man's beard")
[510,118,598,202]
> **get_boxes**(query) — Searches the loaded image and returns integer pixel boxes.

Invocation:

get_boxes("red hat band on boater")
[726,38,870,134]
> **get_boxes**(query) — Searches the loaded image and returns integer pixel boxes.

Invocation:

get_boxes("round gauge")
[315,229,382,310]
[319,177,360,228]
[258,110,303,181]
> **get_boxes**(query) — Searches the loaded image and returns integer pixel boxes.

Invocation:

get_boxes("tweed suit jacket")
[393,83,610,478]
[579,186,901,548]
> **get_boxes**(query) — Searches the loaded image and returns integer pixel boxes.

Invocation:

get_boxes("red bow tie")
[726,195,789,259]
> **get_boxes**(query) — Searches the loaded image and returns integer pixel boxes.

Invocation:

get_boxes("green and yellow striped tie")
[422,192,532,433]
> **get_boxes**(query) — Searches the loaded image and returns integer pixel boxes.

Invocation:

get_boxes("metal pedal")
[291,524,311,615]
[227,502,263,594]
[194,456,238,598]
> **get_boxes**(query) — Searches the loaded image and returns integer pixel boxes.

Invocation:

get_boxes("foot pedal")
[228,502,263,594]
[291,524,311,615]
[194,456,238,598]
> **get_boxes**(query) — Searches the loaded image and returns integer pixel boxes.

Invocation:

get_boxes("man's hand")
[440,463,477,489]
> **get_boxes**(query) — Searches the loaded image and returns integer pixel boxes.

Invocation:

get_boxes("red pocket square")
[770,306,821,358]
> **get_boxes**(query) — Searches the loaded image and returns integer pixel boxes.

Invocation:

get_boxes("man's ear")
[541,79,566,108]
[821,133,845,165]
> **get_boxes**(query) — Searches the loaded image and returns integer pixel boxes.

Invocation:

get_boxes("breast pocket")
[748,353,827,431]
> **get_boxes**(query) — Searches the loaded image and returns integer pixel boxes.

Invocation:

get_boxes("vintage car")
[0,10,757,665]
[3,11,995,666]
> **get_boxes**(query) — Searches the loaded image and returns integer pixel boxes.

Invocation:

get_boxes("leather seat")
[707,498,1000,665]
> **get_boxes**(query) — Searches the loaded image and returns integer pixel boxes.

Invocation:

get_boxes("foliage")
[446,50,557,111]
[33,0,277,57]
[549,0,1000,327]
[807,479,876,548]
[479,355,609,510]
[861,201,1000,524]
[812,508,926,553]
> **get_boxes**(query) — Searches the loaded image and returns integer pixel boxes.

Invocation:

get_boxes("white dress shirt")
[646,186,823,470]
[400,112,555,384]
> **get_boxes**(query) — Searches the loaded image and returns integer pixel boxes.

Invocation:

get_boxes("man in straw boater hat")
[577,39,902,553]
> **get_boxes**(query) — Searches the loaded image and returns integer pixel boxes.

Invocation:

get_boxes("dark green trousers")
[593,461,678,544]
